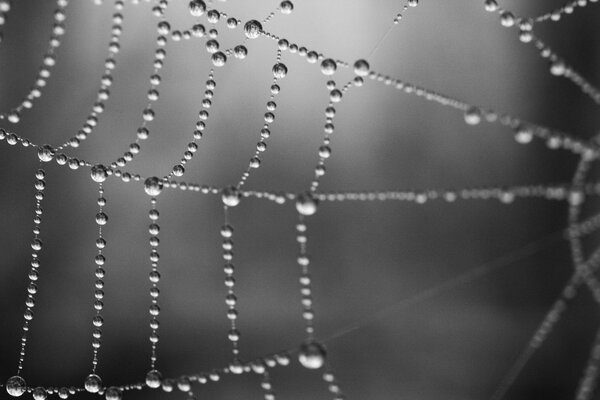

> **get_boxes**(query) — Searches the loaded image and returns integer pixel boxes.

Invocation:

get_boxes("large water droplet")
[146,370,162,389]
[144,177,163,196]
[320,59,337,76]
[105,387,122,400]
[296,192,318,216]
[272,63,288,78]
[222,186,241,207]
[244,20,262,39]
[5,376,26,397]
[91,164,108,183]
[353,59,370,76]
[298,341,326,369]
[84,374,102,393]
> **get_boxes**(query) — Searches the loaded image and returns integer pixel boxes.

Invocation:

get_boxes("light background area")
[0,1,599,400]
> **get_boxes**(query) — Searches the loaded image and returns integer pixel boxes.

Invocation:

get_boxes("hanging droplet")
[212,51,227,67]
[272,63,288,78]
[550,60,566,76]
[407,0,418,7]
[499,11,515,27]
[484,0,498,12]
[5,376,26,397]
[144,177,163,196]
[298,341,326,369]
[146,370,162,389]
[222,186,241,207]
[91,164,108,183]
[37,145,54,162]
[105,387,122,400]
[320,59,337,76]
[353,59,370,76]
[243,20,262,39]
[280,0,294,14]
[32,387,47,400]
[514,125,533,144]
[189,0,206,16]
[296,192,318,216]
[95,212,108,225]
[84,374,102,394]
[234,45,248,59]
[464,107,482,125]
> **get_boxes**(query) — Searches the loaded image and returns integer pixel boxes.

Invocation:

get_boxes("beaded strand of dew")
[56,0,126,151]
[107,0,171,170]
[143,176,164,390]
[1,0,67,124]
[293,212,328,371]
[165,70,216,179]
[218,203,244,371]
[3,166,48,397]
[83,165,112,395]
[235,49,286,188]
[258,27,596,156]
[483,2,600,106]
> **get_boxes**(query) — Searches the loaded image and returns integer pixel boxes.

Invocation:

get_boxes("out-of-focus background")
[0,1,599,399]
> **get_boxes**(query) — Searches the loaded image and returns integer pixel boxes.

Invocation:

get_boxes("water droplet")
[280,1,294,14]
[206,39,219,53]
[234,45,248,59]
[484,0,498,12]
[320,58,337,75]
[515,125,533,144]
[296,192,318,216]
[91,164,108,183]
[464,107,482,125]
[500,11,515,27]
[272,63,288,78]
[37,145,54,162]
[146,370,162,389]
[32,387,47,400]
[353,59,370,76]
[105,387,122,400]
[222,186,241,207]
[5,376,26,397]
[550,60,566,76]
[144,177,163,196]
[84,374,102,394]
[212,51,227,67]
[189,1,206,16]
[244,20,262,39]
[298,341,326,369]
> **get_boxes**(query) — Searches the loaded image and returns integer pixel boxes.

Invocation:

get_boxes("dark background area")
[0,1,599,400]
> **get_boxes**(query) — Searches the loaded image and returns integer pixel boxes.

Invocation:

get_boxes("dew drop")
[320,58,337,76]
[550,60,566,76]
[296,192,318,216]
[37,145,54,162]
[515,125,533,144]
[5,376,26,397]
[32,387,47,400]
[84,374,102,394]
[272,63,288,78]
[464,107,482,125]
[91,164,108,183]
[189,0,206,16]
[353,59,370,76]
[144,177,163,196]
[280,0,294,14]
[234,45,248,59]
[105,387,122,400]
[298,341,326,369]
[244,20,262,39]
[146,370,162,389]
[212,51,227,67]
[222,186,241,207]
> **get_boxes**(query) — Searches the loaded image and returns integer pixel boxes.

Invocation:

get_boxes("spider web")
[0,0,599,399]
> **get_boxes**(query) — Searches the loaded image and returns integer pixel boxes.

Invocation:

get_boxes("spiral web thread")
[0,0,599,399]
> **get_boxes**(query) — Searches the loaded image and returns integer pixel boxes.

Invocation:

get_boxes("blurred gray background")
[0,1,599,399]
